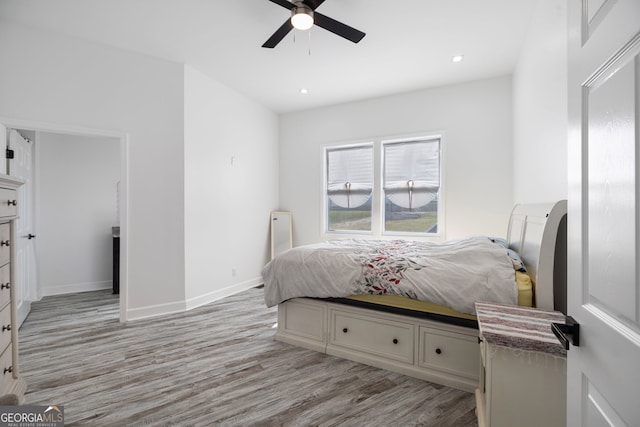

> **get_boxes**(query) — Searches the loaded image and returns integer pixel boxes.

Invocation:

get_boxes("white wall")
[183,66,279,307]
[279,76,515,245]
[36,132,120,296]
[0,21,187,319]
[0,22,280,320]
[0,3,567,318]
[513,0,568,203]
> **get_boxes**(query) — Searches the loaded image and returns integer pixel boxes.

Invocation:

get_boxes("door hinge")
[5,149,14,159]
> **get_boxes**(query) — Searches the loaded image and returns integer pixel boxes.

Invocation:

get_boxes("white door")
[567,0,640,425]
[7,130,35,326]
[0,124,7,176]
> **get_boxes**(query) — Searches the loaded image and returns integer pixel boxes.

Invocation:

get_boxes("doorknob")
[552,315,580,350]
[27,234,36,240]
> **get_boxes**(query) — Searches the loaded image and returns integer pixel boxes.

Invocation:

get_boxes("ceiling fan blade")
[313,12,365,44]
[268,0,295,10]
[262,19,294,48]
[302,0,326,10]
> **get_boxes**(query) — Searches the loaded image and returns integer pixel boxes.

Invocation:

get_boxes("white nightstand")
[474,302,567,427]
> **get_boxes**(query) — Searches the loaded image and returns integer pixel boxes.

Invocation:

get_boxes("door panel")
[567,0,640,425]
[8,130,35,327]
[587,48,638,325]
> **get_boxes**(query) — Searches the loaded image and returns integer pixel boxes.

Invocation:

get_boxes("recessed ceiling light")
[452,55,464,63]
[300,88,309,94]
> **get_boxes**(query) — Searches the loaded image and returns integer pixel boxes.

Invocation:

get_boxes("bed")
[262,201,567,392]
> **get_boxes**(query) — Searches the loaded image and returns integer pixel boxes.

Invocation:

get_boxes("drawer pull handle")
[2,324,10,332]
[7,200,16,207]
[3,366,12,375]
[0,240,9,247]
[342,328,348,333]
[435,348,442,355]
[392,339,398,344]
[1,283,9,290]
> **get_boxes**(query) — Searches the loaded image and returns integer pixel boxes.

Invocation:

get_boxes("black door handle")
[552,315,580,350]
[27,234,36,240]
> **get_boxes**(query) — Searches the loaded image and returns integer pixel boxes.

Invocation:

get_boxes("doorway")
[2,118,128,323]
[35,132,120,295]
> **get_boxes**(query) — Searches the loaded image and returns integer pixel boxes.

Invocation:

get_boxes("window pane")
[326,145,373,231]
[383,139,440,234]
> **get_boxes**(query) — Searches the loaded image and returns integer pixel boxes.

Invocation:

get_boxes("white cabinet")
[0,175,26,403]
[330,309,414,363]
[475,302,566,427]
[418,326,478,379]
[275,298,326,353]
[275,298,480,392]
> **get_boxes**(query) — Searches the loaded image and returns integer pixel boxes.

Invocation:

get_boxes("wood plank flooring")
[18,288,478,426]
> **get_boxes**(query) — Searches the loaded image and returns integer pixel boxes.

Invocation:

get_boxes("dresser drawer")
[0,305,11,354]
[0,264,9,310]
[0,223,9,267]
[0,344,13,392]
[330,310,414,363]
[418,327,479,379]
[0,189,17,218]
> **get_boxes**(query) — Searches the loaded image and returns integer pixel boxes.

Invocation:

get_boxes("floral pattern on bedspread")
[351,240,422,298]
[262,236,520,314]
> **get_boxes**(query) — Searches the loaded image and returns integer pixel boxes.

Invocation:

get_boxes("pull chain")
[292,29,311,55]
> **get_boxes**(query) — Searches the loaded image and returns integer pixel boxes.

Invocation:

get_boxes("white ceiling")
[0,0,537,113]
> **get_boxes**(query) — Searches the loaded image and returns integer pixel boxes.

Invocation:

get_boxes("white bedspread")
[262,236,518,315]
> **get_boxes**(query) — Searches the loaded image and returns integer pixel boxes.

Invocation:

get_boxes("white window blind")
[326,145,373,231]
[383,139,440,209]
[323,136,441,236]
[327,145,373,209]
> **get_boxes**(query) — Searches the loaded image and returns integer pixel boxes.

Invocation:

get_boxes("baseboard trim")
[126,277,263,322]
[126,299,187,322]
[185,277,263,311]
[40,280,112,298]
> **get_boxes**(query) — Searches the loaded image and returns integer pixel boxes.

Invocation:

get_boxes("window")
[383,138,440,234]
[325,144,374,232]
[324,136,442,236]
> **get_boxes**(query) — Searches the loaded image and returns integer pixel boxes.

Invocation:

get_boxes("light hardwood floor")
[19,288,478,426]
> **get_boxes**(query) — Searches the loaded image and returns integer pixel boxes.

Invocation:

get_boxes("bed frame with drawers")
[273,201,567,392]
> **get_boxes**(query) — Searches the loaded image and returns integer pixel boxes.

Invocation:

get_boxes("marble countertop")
[475,301,567,358]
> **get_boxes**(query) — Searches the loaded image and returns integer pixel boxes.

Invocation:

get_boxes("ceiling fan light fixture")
[291,5,314,30]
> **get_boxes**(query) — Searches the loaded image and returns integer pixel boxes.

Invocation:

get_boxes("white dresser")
[0,175,26,403]
[474,301,567,427]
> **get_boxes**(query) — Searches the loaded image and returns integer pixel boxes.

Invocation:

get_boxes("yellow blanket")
[343,271,533,321]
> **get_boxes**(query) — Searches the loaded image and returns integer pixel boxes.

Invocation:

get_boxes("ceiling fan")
[262,0,366,48]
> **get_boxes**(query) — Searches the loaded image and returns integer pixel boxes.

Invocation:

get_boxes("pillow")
[489,237,508,248]
[516,271,533,307]
[507,249,527,272]
[489,237,527,272]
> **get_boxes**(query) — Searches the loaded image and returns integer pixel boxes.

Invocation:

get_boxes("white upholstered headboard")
[506,200,567,313]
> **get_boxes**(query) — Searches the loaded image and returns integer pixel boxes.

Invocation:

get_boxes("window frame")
[322,141,375,236]
[380,136,443,238]
[321,133,445,240]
